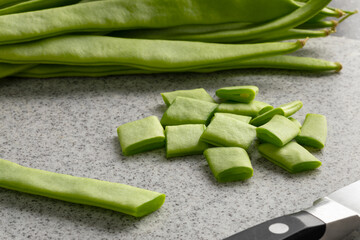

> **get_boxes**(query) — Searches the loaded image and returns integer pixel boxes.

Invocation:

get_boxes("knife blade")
[224,180,360,240]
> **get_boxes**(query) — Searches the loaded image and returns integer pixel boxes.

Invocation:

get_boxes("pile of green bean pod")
[0,0,356,78]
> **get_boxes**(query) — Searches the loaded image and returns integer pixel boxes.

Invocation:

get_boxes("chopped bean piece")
[161,88,215,106]
[160,97,218,126]
[204,147,253,182]
[289,117,302,128]
[213,113,252,123]
[200,114,256,150]
[165,124,208,158]
[117,116,165,156]
[216,85,259,103]
[257,115,300,147]
[258,141,322,173]
[296,113,327,149]
[216,100,273,117]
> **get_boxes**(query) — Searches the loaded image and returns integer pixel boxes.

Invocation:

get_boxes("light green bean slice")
[117,116,165,156]
[0,0,301,45]
[289,117,302,128]
[250,101,303,126]
[216,101,273,118]
[258,141,321,173]
[296,113,327,149]
[200,114,256,150]
[161,88,215,106]
[160,97,218,126]
[0,0,80,16]
[165,124,208,158]
[213,113,252,124]
[0,35,305,70]
[216,86,259,103]
[257,115,300,147]
[0,158,166,217]
[204,147,253,182]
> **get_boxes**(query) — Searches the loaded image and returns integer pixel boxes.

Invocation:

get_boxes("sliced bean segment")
[200,114,256,150]
[117,116,165,156]
[289,117,302,128]
[256,115,300,147]
[204,147,253,182]
[160,97,218,126]
[216,85,259,103]
[0,158,166,217]
[216,101,273,118]
[250,101,303,126]
[258,141,322,173]
[213,113,252,124]
[165,124,208,158]
[161,88,215,106]
[296,113,327,149]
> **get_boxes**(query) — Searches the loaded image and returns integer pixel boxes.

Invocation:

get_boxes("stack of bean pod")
[0,0,357,78]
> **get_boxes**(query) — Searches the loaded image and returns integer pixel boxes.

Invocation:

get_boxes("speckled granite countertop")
[0,36,359,240]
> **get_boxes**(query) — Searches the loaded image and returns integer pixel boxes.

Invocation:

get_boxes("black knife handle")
[224,211,326,240]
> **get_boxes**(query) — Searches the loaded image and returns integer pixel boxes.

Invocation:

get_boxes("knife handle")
[224,211,326,240]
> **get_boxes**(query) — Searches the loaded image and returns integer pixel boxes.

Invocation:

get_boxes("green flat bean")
[0,0,29,9]
[0,63,35,78]
[216,101,273,117]
[258,141,322,173]
[250,101,303,126]
[161,88,215,106]
[0,35,305,70]
[215,86,259,103]
[200,114,256,150]
[12,55,342,78]
[135,0,332,43]
[204,147,253,182]
[0,0,80,16]
[297,20,338,29]
[249,28,332,43]
[165,124,208,158]
[117,116,165,156]
[0,0,301,45]
[160,97,218,126]
[296,113,327,149]
[0,158,165,217]
[256,115,300,147]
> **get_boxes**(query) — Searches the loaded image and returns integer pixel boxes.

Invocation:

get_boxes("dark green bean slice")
[258,141,322,173]
[0,0,301,45]
[0,35,305,70]
[0,0,80,16]
[0,158,166,217]
[296,113,327,149]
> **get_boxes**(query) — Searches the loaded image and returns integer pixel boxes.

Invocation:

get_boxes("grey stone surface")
[0,39,360,240]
